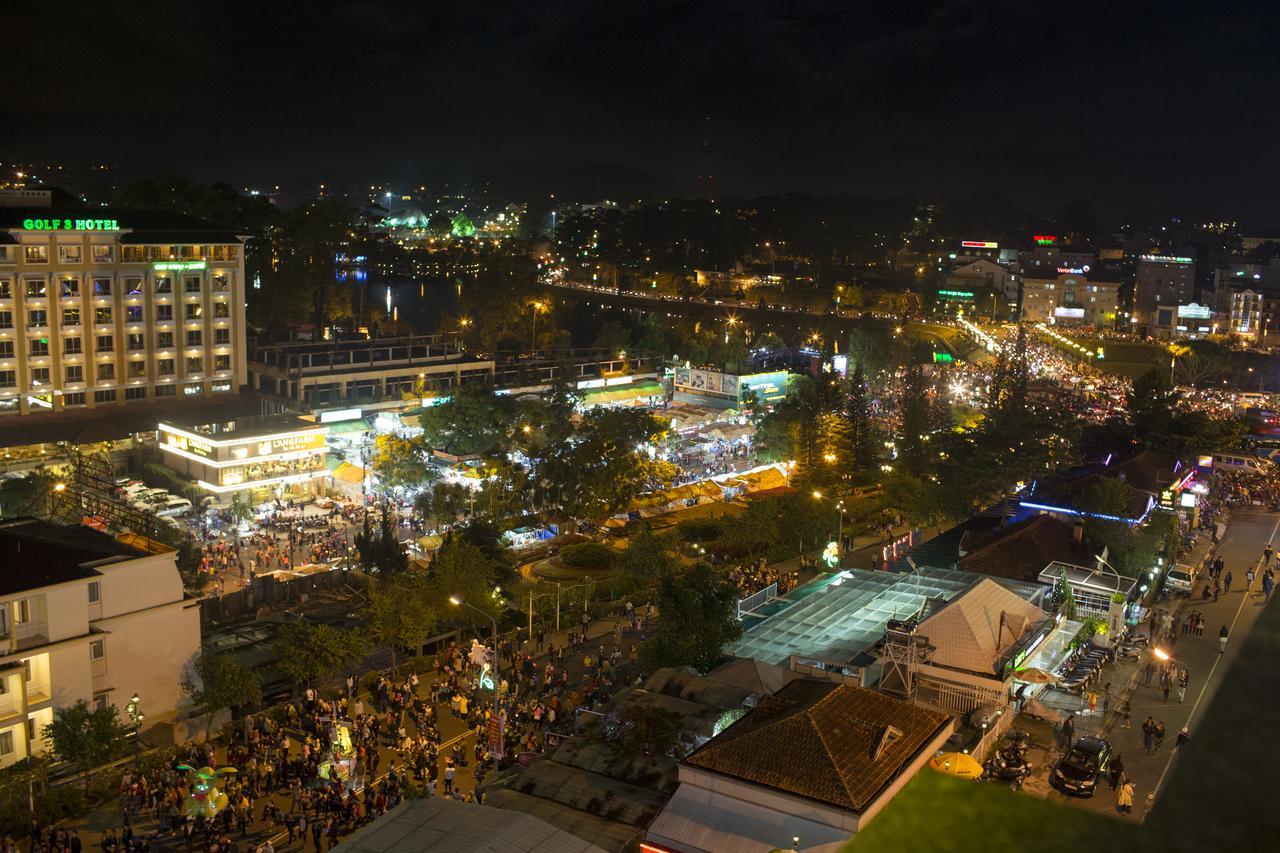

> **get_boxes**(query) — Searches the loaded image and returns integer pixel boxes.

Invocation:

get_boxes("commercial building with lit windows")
[157,415,328,500]
[0,208,247,416]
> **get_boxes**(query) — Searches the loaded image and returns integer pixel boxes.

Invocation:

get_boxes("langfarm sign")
[22,217,120,231]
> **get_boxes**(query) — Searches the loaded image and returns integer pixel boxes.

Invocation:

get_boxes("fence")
[199,568,357,623]
[737,582,778,618]
[969,704,1018,761]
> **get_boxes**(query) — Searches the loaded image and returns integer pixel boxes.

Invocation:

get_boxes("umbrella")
[928,752,984,779]
[1015,667,1061,685]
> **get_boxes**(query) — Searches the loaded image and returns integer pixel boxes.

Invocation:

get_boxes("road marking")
[1145,512,1280,814]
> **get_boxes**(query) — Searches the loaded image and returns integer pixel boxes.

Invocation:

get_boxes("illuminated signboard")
[937,289,974,301]
[153,261,208,271]
[933,351,954,364]
[1177,304,1212,319]
[1056,265,1090,274]
[319,407,363,423]
[164,430,213,458]
[1179,491,1198,508]
[1034,234,1057,246]
[739,371,790,402]
[257,433,326,455]
[961,240,998,249]
[21,218,120,231]
[1140,255,1194,265]
[1054,307,1086,319]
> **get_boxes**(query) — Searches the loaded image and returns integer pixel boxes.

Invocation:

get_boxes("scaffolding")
[49,449,165,539]
[879,618,934,701]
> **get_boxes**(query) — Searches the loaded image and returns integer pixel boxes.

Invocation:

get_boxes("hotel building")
[0,209,247,417]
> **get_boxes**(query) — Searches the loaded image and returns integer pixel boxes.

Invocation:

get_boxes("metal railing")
[737,582,777,618]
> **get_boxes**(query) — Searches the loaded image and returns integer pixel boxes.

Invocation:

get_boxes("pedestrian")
[1154,720,1166,751]
[1266,544,1273,565]
[1218,624,1229,654]
[1060,713,1076,750]
[1117,781,1135,815]
[1265,572,1275,602]
[1224,571,1233,594]
[1176,726,1191,750]
[1247,568,1255,589]
[1121,699,1132,729]
[1160,671,1171,703]
[1108,755,1125,791]
[1086,689,1098,716]
[1142,717,1155,754]
[1142,659,1154,686]
[1213,578,1220,602]
[1177,668,1189,703]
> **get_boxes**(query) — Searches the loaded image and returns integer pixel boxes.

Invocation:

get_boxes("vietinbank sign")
[22,217,121,231]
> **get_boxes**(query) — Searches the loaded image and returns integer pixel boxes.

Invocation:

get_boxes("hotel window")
[186,330,202,346]
[214,328,231,344]
[156,304,173,321]
[126,278,143,295]
[157,358,175,375]
[27,310,47,328]
[96,334,113,352]
[0,311,11,329]
[214,354,231,371]
[186,356,203,373]
[61,277,79,297]
[155,276,172,295]
[94,389,116,404]
[157,331,174,348]
[92,245,113,263]
[0,371,13,388]
[0,281,10,299]
[125,386,147,400]
[155,383,176,397]
[185,303,203,320]
[212,274,230,291]
[63,391,85,406]
[213,301,230,318]
[63,337,82,355]
[126,306,143,323]
[63,307,81,326]
[122,246,146,262]
[127,361,146,378]
[29,338,49,357]
[65,365,83,383]
[25,280,46,298]
[93,278,111,296]
[30,367,50,384]
[24,245,48,264]
[95,307,112,324]
[127,333,145,350]
[0,341,11,359]
[58,245,82,264]
[184,276,201,294]
[97,363,115,381]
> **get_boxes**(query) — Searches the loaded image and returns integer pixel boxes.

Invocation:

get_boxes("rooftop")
[0,518,145,596]
[0,207,242,244]
[727,566,1043,668]
[161,413,322,441]
[915,578,1048,676]
[958,514,1099,582]
[685,680,950,813]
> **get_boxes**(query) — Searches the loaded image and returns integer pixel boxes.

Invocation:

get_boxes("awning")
[646,784,849,853]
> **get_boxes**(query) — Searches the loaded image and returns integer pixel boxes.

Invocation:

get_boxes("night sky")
[10,0,1280,219]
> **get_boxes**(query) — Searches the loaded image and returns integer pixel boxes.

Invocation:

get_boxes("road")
[1025,508,1278,821]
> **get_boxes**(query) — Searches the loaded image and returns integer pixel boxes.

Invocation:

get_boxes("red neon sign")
[1034,234,1057,246]
[961,240,998,249]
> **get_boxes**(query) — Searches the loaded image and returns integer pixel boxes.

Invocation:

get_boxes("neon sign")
[153,261,207,271]
[962,240,998,249]
[22,218,120,231]
[1034,234,1057,246]
[937,289,975,299]
[1056,265,1090,274]
[1140,255,1193,265]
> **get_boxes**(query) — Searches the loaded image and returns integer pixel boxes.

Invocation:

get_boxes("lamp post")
[812,491,846,564]
[449,595,501,702]
[125,693,144,764]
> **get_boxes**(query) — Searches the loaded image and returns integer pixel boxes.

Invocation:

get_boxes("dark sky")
[9,0,1280,219]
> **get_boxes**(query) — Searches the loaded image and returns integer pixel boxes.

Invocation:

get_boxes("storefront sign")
[22,218,120,231]
[256,433,325,455]
[319,407,363,423]
[937,289,975,300]
[1034,234,1058,246]
[152,261,207,271]
[1054,307,1085,319]
[961,240,998,249]
[164,431,213,458]
[1140,254,1194,265]
[1177,304,1211,319]
[1056,265,1090,274]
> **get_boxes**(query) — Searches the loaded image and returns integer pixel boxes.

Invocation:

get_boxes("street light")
[449,595,501,702]
[126,694,144,764]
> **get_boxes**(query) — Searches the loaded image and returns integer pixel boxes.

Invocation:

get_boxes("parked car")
[156,497,193,517]
[1052,736,1112,797]
[1164,566,1196,594]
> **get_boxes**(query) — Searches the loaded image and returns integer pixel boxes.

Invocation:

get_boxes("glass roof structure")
[728,567,1045,667]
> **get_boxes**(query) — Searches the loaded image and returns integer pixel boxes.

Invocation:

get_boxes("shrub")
[559,542,615,571]
[676,517,723,542]
[139,463,205,503]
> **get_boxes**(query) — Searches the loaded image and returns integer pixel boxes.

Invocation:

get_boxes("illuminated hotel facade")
[157,416,328,498]
[0,210,247,416]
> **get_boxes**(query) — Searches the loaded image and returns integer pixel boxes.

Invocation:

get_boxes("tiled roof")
[958,515,1098,581]
[916,578,1048,676]
[1105,450,1185,495]
[685,680,950,813]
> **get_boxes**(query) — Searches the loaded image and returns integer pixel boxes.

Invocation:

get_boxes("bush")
[139,463,205,503]
[676,517,723,542]
[559,542,615,571]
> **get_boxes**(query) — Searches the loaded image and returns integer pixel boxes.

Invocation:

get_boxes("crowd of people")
[727,557,801,598]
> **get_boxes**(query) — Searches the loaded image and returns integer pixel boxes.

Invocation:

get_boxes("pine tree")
[848,363,879,469]
[897,363,930,476]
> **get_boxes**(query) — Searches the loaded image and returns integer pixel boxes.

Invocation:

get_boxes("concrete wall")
[93,600,200,720]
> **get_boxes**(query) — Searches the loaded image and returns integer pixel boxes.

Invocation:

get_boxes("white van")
[156,497,193,517]
[1211,453,1273,474]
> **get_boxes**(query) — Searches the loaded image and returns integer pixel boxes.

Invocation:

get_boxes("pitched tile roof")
[915,578,1048,676]
[957,515,1098,581]
[685,680,950,813]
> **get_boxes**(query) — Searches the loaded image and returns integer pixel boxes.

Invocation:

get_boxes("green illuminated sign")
[22,218,120,231]
[937,289,974,300]
[152,261,207,271]
[933,352,954,364]
[450,213,476,238]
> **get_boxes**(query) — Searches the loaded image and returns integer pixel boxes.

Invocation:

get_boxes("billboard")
[739,371,789,402]
[961,240,998,249]
[1054,307,1085,319]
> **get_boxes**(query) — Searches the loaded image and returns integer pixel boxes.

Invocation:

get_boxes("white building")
[0,518,200,767]
[945,258,1019,305]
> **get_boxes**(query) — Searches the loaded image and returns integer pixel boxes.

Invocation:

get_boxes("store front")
[158,415,329,503]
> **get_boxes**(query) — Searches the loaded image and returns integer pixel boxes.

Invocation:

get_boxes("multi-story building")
[1212,260,1280,342]
[944,258,1019,305]
[0,518,200,767]
[1133,253,1196,332]
[158,415,329,500]
[0,209,247,417]
[1020,271,1120,328]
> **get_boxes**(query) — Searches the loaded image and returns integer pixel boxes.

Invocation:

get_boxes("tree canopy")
[638,564,743,675]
